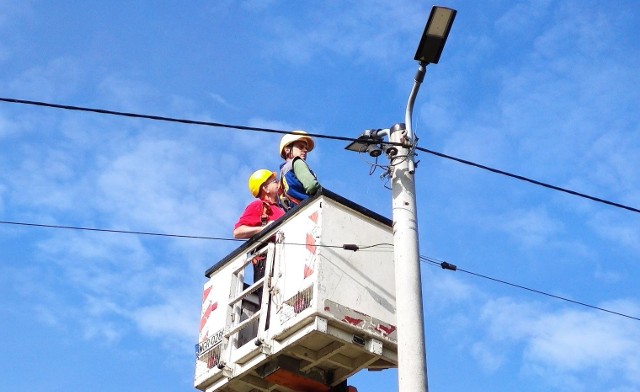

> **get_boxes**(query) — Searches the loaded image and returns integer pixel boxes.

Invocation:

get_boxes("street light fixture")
[345,5,456,392]
[345,129,390,157]
[414,6,457,64]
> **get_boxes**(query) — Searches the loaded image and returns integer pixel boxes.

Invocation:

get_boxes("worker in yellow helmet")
[233,169,285,239]
[278,130,321,210]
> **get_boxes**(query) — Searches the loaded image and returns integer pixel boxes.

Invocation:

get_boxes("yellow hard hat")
[248,169,276,198]
[279,130,315,159]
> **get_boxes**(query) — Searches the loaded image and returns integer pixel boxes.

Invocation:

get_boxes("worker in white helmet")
[278,130,321,210]
[233,169,285,239]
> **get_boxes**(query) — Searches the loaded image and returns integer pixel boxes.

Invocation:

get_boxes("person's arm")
[293,159,320,195]
[233,201,266,239]
[233,224,266,239]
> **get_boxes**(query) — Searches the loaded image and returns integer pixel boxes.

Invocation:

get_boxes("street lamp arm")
[404,62,427,142]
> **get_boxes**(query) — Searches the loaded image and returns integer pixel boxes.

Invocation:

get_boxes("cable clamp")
[440,261,457,271]
[343,244,359,252]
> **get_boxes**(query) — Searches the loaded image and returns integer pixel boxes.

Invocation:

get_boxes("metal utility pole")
[346,6,456,392]
[390,119,427,391]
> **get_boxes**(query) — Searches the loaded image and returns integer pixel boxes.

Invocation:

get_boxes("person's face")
[289,140,308,160]
[260,176,278,197]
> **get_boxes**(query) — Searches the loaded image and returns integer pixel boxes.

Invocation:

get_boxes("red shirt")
[234,200,285,229]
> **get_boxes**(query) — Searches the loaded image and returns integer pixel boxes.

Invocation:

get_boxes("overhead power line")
[1,97,639,215]
[421,255,640,322]
[0,97,357,144]
[1,217,637,322]
[417,147,640,214]
[0,219,376,251]
[0,219,242,242]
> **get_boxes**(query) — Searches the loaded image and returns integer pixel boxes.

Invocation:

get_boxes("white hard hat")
[279,130,315,159]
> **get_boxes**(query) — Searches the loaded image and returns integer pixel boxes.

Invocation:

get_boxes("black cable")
[0,219,243,242]
[420,255,640,322]
[0,219,392,251]
[3,216,637,322]
[0,97,361,145]
[2,97,639,215]
[343,243,393,251]
[417,146,640,214]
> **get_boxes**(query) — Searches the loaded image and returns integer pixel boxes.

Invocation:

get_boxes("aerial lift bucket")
[194,190,398,391]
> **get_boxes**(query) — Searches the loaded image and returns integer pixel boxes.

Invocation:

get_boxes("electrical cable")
[1,217,637,322]
[0,218,391,251]
[343,243,393,251]
[0,219,243,242]
[416,146,640,214]
[0,97,363,145]
[2,96,637,215]
[3,99,639,331]
[420,255,640,322]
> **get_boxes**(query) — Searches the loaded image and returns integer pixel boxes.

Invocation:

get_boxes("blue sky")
[1,1,639,391]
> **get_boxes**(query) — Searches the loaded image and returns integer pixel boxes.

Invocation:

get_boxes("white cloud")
[97,76,158,112]
[427,272,478,309]
[209,93,238,111]
[240,0,277,12]
[8,57,84,99]
[255,0,423,67]
[0,100,250,348]
[131,295,198,342]
[433,2,640,199]
[477,297,640,390]
[588,210,640,253]
[472,341,505,373]
[0,110,34,139]
[497,207,562,247]
[495,0,552,35]
[0,0,32,27]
